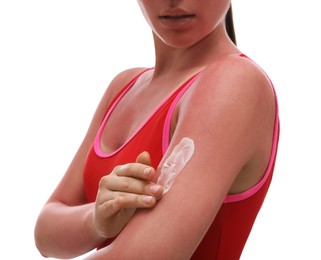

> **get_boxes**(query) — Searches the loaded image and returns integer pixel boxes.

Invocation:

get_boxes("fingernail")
[150,185,161,194]
[144,167,152,175]
[143,196,153,204]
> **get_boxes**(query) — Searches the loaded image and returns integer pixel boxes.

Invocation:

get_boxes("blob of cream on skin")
[157,137,195,194]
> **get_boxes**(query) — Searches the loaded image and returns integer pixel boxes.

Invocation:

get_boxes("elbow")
[35,242,49,259]
[34,222,49,258]
[34,215,52,258]
[34,212,61,259]
[34,222,69,259]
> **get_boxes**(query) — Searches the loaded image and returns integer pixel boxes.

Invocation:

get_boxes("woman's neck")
[151,24,237,79]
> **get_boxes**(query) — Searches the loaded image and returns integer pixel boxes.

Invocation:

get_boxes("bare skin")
[34,0,276,259]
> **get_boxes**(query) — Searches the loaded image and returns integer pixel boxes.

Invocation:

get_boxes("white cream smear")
[157,137,195,194]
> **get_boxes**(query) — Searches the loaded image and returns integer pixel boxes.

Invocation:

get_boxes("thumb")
[136,151,152,166]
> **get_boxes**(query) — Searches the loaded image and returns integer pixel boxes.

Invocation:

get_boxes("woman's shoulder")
[179,53,276,132]
[104,67,149,102]
[192,53,274,106]
[203,53,271,86]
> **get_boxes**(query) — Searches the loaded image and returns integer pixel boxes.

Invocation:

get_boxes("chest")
[97,70,202,156]
[100,81,180,154]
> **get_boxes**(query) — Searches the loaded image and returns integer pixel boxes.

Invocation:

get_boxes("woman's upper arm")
[88,59,275,259]
[46,68,147,206]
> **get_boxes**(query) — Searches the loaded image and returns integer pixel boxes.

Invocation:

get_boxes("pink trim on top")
[224,98,279,203]
[224,54,280,203]
[95,69,201,158]
[94,68,153,158]
[162,72,202,154]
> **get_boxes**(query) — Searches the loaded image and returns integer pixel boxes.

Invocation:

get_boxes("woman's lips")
[159,14,195,19]
[158,14,196,29]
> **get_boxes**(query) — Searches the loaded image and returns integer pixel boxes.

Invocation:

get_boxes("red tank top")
[83,59,280,259]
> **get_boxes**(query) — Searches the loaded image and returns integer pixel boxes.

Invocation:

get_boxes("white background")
[1,0,320,259]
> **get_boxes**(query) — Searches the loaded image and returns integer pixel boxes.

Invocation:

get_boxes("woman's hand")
[93,152,163,239]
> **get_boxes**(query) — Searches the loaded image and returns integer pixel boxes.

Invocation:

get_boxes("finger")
[99,193,157,217]
[136,151,152,166]
[106,176,163,197]
[116,193,157,209]
[115,163,155,181]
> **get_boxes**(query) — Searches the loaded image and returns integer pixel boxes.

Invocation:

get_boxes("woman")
[35,0,279,259]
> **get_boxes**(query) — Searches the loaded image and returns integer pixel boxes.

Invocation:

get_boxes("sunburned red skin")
[157,137,195,194]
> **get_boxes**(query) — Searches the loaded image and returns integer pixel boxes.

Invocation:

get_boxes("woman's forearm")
[34,201,105,259]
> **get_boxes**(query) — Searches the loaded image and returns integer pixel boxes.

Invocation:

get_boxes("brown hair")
[225,4,236,45]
